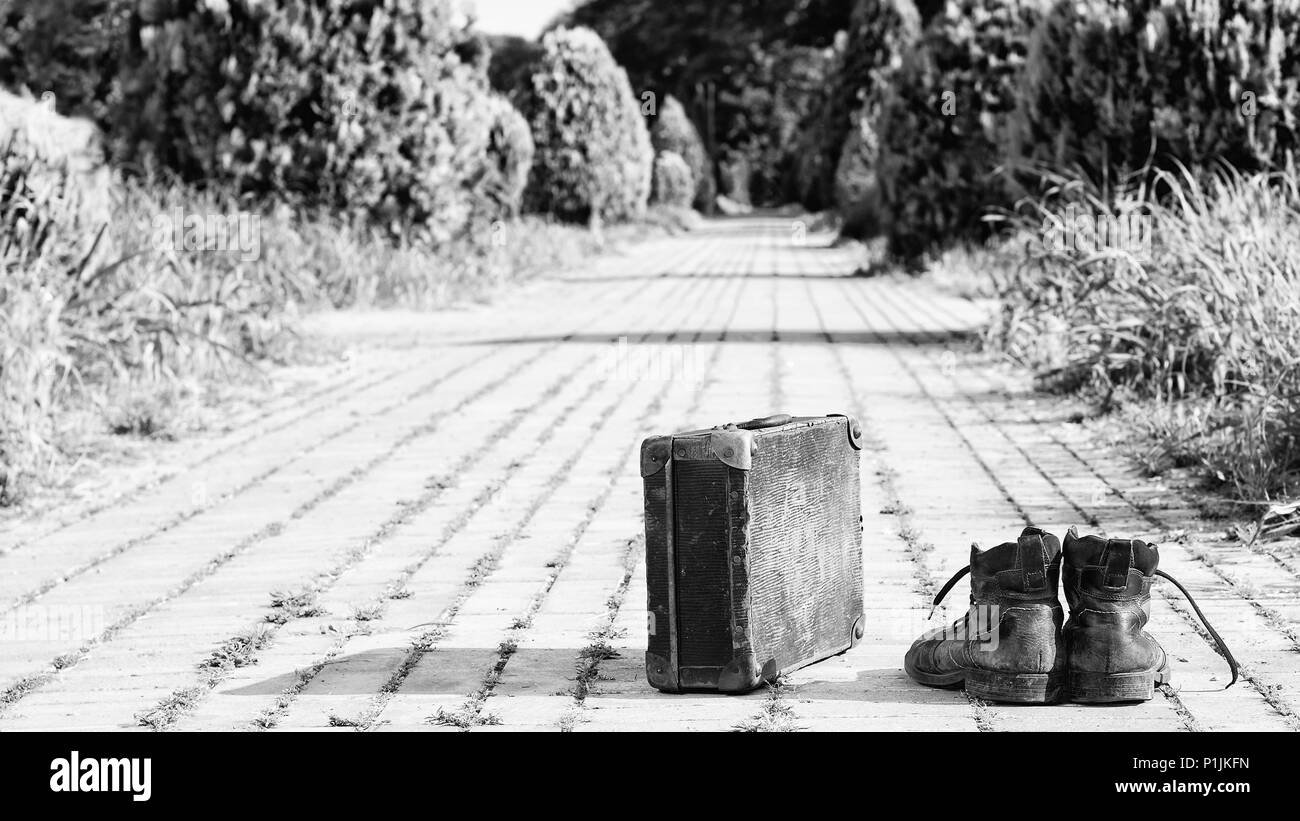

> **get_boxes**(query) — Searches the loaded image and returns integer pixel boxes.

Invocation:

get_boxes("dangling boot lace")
[927,565,970,620]
[1154,569,1239,688]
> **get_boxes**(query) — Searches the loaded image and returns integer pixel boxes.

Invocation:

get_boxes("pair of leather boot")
[904,526,1238,704]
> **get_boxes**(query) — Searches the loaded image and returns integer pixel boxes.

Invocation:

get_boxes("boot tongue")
[1065,531,1159,577]
[1131,539,1159,574]
[970,526,1059,594]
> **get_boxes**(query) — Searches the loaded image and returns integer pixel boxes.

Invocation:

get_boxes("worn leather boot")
[904,526,1065,703]
[1062,527,1238,702]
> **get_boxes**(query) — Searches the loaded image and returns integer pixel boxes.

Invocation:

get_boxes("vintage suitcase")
[641,413,864,693]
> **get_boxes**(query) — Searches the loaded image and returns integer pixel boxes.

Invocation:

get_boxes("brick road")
[2,217,1297,732]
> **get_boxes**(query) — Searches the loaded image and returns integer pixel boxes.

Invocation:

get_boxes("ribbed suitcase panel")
[672,459,734,668]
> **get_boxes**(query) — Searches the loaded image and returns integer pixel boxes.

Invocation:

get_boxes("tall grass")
[278,213,605,309]
[1,141,297,503]
[990,163,1300,500]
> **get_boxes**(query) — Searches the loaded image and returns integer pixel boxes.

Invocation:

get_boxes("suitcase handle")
[734,414,792,430]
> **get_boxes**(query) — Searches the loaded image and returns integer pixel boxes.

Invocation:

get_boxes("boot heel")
[965,670,1064,704]
[1068,669,1162,703]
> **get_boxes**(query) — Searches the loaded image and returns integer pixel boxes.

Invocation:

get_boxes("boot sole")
[965,669,1066,704]
[1068,663,1171,704]
[904,658,1065,703]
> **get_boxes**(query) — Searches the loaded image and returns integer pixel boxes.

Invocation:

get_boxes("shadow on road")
[556,271,860,283]
[456,329,977,347]
[216,648,953,709]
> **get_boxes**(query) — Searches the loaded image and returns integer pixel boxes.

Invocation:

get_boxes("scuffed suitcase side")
[743,416,865,680]
[641,436,678,692]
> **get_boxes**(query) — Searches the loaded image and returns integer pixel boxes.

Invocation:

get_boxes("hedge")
[1012,0,1300,184]
[875,0,1044,259]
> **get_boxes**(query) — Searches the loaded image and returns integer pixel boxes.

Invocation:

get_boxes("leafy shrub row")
[4,4,665,232]
[113,0,503,241]
[822,0,1300,259]
[875,0,1043,259]
[1013,0,1300,186]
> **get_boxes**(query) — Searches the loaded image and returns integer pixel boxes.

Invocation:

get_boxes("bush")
[113,0,507,240]
[0,0,132,125]
[989,165,1300,499]
[650,151,695,208]
[833,114,884,239]
[1012,0,1300,186]
[649,94,714,211]
[0,89,113,238]
[875,0,1043,259]
[801,0,919,212]
[481,95,534,219]
[521,27,653,224]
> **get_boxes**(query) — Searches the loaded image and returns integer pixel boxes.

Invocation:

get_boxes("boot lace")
[926,565,969,620]
[1155,569,1239,689]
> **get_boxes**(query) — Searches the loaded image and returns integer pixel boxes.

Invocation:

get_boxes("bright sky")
[464,0,575,38]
